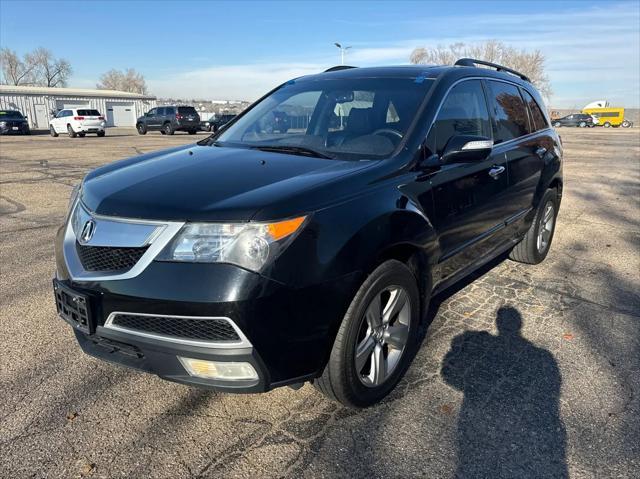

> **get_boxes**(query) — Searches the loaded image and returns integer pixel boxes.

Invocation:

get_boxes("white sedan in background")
[50,108,106,137]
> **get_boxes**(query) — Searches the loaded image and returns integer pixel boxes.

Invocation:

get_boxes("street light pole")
[334,42,352,65]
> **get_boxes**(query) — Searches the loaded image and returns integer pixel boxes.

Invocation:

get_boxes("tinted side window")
[147,108,157,116]
[522,90,548,131]
[164,107,175,115]
[428,80,491,155]
[487,80,530,142]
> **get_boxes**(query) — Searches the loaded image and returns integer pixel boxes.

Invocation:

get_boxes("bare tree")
[29,47,72,87]
[410,40,552,99]
[97,68,148,94]
[0,48,37,85]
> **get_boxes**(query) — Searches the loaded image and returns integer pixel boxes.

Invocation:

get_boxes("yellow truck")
[581,107,632,128]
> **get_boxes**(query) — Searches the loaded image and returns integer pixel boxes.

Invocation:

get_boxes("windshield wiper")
[250,145,334,159]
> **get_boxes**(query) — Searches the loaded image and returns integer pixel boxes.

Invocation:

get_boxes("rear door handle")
[488,165,505,179]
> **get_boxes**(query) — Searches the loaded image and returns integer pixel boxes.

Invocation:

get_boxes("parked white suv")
[50,109,106,138]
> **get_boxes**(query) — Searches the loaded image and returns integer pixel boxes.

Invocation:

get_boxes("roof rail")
[454,58,530,82]
[324,65,357,73]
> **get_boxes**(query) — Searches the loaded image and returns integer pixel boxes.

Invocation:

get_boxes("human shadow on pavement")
[441,306,567,478]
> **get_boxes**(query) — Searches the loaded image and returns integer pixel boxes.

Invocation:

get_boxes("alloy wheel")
[537,202,555,253]
[355,286,411,387]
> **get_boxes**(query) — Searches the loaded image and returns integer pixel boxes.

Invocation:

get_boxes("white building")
[0,85,157,129]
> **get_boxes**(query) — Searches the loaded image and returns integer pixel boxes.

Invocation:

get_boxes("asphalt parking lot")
[1,127,639,478]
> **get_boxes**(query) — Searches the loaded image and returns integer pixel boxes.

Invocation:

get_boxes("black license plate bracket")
[53,279,94,334]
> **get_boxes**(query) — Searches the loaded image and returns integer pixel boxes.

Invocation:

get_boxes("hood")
[81,144,374,221]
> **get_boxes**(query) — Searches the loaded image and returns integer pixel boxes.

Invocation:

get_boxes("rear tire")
[188,129,197,135]
[579,121,586,128]
[136,123,147,135]
[553,121,561,128]
[163,123,174,135]
[78,133,86,137]
[67,125,77,138]
[50,126,58,137]
[313,260,421,408]
[509,188,558,265]
[604,122,611,128]
[97,131,105,137]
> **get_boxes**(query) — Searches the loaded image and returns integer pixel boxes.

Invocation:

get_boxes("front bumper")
[54,224,361,393]
[0,123,29,134]
[73,320,268,392]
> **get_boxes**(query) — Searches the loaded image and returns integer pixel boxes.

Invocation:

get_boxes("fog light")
[178,357,258,381]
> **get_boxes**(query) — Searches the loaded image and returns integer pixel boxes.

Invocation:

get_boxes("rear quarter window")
[522,90,548,131]
[486,80,530,142]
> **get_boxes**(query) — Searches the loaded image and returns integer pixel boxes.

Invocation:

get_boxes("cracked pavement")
[1,128,638,478]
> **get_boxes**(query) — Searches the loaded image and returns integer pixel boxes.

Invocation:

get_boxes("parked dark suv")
[54,59,562,408]
[552,113,594,128]
[201,114,237,132]
[0,109,30,135]
[136,106,200,135]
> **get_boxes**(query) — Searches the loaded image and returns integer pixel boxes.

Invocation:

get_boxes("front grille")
[110,314,241,342]
[76,242,148,272]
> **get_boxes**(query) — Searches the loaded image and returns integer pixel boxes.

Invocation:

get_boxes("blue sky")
[1,0,639,107]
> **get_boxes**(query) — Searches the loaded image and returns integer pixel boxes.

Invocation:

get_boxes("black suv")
[54,59,562,408]
[201,114,237,132]
[552,113,594,128]
[0,109,30,135]
[136,106,200,135]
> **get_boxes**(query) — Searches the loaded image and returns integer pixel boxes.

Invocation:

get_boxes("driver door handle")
[488,165,505,179]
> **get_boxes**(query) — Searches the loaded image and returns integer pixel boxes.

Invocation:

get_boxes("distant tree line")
[0,47,149,95]
[0,47,72,87]
[410,40,552,99]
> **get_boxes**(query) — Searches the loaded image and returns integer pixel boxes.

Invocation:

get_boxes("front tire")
[313,260,421,408]
[136,123,147,135]
[188,129,197,135]
[67,125,77,138]
[604,122,611,128]
[553,121,561,128]
[97,131,105,137]
[509,188,558,264]
[579,121,586,128]
[50,126,58,137]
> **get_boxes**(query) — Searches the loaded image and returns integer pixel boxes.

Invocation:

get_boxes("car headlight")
[157,216,307,272]
[0,121,7,126]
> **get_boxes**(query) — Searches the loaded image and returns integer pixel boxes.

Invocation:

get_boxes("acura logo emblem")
[80,219,96,243]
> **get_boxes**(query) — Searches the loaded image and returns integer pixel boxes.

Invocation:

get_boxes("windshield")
[216,77,434,159]
[0,110,24,119]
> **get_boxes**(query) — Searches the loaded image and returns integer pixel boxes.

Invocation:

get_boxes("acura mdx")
[54,59,562,408]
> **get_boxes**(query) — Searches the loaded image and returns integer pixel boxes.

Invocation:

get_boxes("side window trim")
[479,79,495,143]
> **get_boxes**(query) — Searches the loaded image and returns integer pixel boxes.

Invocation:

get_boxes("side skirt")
[432,237,518,296]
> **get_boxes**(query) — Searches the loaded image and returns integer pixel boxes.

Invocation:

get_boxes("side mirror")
[441,135,493,164]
